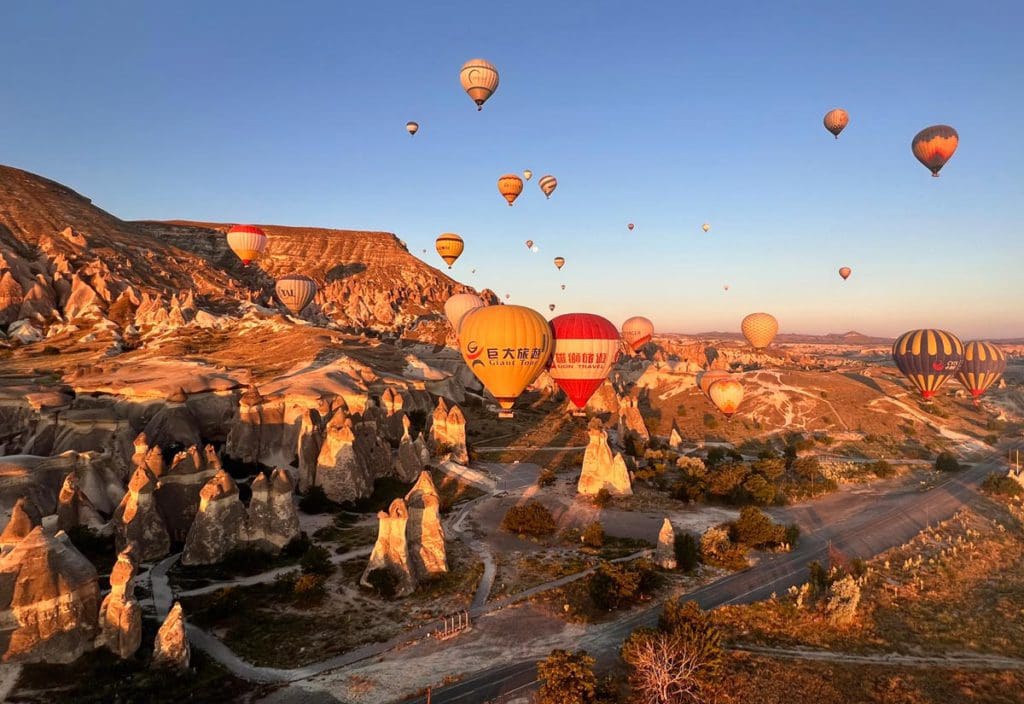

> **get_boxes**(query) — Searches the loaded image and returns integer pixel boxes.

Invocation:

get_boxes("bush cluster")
[981,472,1023,498]
[501,500,557,537]
[935,451,961,473]
[587,559,658,611]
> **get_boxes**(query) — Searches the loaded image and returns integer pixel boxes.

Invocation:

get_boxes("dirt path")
[731,644,1024,670]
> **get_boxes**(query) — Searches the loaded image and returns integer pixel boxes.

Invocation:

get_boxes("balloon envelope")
[538,175,557,198]
[498,174,524,206]
[435,233,464,268]
[912,125,958,177]
[741,313,778,349]
[955,341,1006,400]
[698,369,731,397]
[226,224,268,266]
[839,267,852,280]
[406,121,419,135]
[554,257,565,270]
[823,108,849,138]
[525,239,534,249]
[709,379,744,418]
[702,223,711,233]
[523,169,533,180]
[892,329,964,399]
[275,274,317,315]
[549,313,620,410]
[621,316,654,352]
[444,293,485,332]
[460,58,499,110]
[627,223,635,231]
[459,305,553,410]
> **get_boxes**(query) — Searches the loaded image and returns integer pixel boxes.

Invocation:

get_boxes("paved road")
[401,457,1000,704]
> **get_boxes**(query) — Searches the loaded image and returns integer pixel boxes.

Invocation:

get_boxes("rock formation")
[429,398,468,464]
[56,471,106,532]
[141,390,202,454]
[617,393,650,448]
[0,527,99,663]
[245,469,300,553]
[404,472,447,580]
[152,602,190,671]
[154,444,221,542]
[394,416,425,482]
[577,422,633,496]
[182,470,245,566]
[296,407,324,492]
[2,498,39,550]
[655,518,677,570]
[112,467,171,562]
[668,426,684,451]
[360,498,416,597]
[96,545,142,658]
[315,414,372,503]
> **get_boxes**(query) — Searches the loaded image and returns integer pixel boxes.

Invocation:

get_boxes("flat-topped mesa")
[0,527,99,663]
[112,466,171,561]
[577,421,633,497]
[315,414,373,503]
[360,498,416,597]
[245,469,300,553]
[1,498,39,551]
[181,470,245,566]
[56,471,105,532]
[429,398,468,464]
[97,544,142,659]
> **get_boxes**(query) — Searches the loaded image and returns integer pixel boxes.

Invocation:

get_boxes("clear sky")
[2,1,1021,338]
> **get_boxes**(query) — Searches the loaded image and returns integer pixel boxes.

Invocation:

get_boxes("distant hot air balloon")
[627,223,635,231]
[275,274,317,315]
[823,108,849,139]
[406,121,419,136]
[549,313,620,410]
[741,313,778,349]
[723,284,730,291]
[709,379,744,418]
[525,239,534,249]
[538,175,557,198]
[892,329,964,400]
[698,369,731,397]
[955,341,1006,402]
[458,305,552,415]
[471,268,476,274]
[498,174,524,206]
[422,248,427,254]
[561,284,566,290]
[444,293,486,333]
[505,293,511,300]
[459,58,499,111]
[554,257,565,270]
[549,304,556,312]
[912,125,958,177]
[621,316,654,352]
[839,267,852,280]
[226,225,268,266]
[702,223,711,233]
[523,169,533,181]
[435,233,464,268]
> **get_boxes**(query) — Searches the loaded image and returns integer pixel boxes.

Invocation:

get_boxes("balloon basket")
[572,411,587,418]
[498,411,514,419]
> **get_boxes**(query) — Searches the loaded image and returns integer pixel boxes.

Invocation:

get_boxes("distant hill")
[688,330,894,345]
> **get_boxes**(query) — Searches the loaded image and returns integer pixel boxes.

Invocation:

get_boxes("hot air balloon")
[702,223,711,233]
[498,174,524,206]
[621,316,654,352]
[226,225,268,266]
[435,233,464,268]
[698,369,731,397]
[549,304,556,312]
[912,125,958,177]
[627,223,635,231]
[955,341,1006,402]
[823,108,849,139]
[505,293,511,300]
[839,267,852,280]
[444,293,485,333]
[471,268,476,273]
[548,313,620,411]
[723,284,730,291]
[525,239,534,249]
[538,175,557,198]
[458,305,552,416]
[709,379,744,418]
[561,284,566,290]
[892,329,964,400]
[523,170,533,181]
[406,121,419,136]
[554,257,565,270]
[422,248,427,254]
[275,274,317,315]
[459,58,499,111]
[741,313,778,349]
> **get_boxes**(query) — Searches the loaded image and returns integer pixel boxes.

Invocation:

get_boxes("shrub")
[537,469,557,487]
[292,573,327,606]
[784,523,801,548]
[981,473,1024,498]
[673,533,699,572]
[935,451,961,473]
[705,447,726,467]
[581,522,605,548]
[365,568,397,599]
[743,474,775,505]
[730,506,785,549]
[593,488,612,509]
[537,649,598,704]
[298,486,336,514]
[867,460,895,478]
[300,544,335,576]
[807,560,830,594]
[702,413,718,429]
[588,559,657,611]
[501,500,557,537]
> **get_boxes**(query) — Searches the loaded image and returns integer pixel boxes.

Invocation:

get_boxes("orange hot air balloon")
[892,329,964,399]
[460,58,499,111]
[226,224,268,266]
[554,256,565,270]
[627,223,635,231]
[406,121,419,136]
[709,379,744,418]
[912,125,958,177]
[498,174,524,206]
[621,316,654,352]
[525,239,534,250]
[549,313,621,410]
[435,233,464,268]
[444,293,485,332]
[956,341,1007,401]
[698,369,731,397]
[823,108,849,139]
[741,312,778,349]
[538,174,557,198]
[702,223,711,233]
[523,169,533,180]
[275,274,317,315]
[839,267,852,280]
[458,305,552,414]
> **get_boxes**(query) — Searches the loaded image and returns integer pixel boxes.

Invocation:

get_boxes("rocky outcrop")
[96,545,141,659]
[245,469,300,553]
[224,384,295,468]
[296,408,324,492]
[617,393,650,449]
[394,416,425,482]
[429,399,468,464]
[56,472,106,532]
[360,498,416,597]
[405,473,447,580]
[655,518,677,570]
[112,467,171,562]
[0,527,99,663]
[1,498,39,550]
[577,422,633,497]
[315,415,372,503]
[668,426,684,451]
[154,444,221,542]
[181,471,245,566]
[152,602,189,671]
[141,391,202,454]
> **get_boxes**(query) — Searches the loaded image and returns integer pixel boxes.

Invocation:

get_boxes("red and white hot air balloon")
[226,224,268,266]
[549,313,621,411]
[621,316,654,352]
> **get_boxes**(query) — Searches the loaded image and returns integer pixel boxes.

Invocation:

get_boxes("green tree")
[935,451,961,472]
[588,560,656,611]
[300,544,335,576]
[730,506,784,548]
[581,521,605,548]
[537,649,598,704]
[501,500,556,536]
[673,532,699,571]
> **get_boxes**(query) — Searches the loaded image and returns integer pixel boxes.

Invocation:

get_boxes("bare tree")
[622,630,716,704]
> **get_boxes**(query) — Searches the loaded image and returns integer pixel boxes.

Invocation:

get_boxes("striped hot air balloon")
[892,329,964,400]
[498,174,524,206]
[956,341,1006,401]
[275,275,317,315]
[621,316,654,352]
[459,59,499,111]
[435,233,464,268]
[538,174,557,198]
[549,313,621,410]
[698,369,731,397]
[912,125,958,177]
[226,225,268,266]
[444,293,485,333]
[823,108,849,139]
[709,379,744,418]
[741,313,778,349]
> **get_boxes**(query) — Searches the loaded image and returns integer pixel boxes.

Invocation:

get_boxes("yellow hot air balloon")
[275,274,317,315]
[538,174,557,198]
[709,379,744,418]
[458,305,552,416]
[698,369,731,397]
[523,169,533,180]
[226,225,268,266]
[621,316,654,352]
[459,58,499,111]
[498,174,524,206]
[554,256,565,270]
[435,233,464,268]
[444,293,485,332]
[406,121,419,136]
[702,223,711,233]
[741,312,778,349]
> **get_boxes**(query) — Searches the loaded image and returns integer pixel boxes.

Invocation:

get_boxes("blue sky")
[2,1,1021,338]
